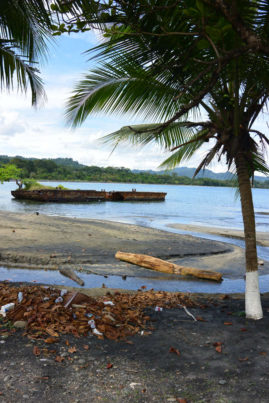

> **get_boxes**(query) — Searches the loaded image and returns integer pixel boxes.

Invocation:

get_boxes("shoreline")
[167,223,269,247]
[0,209,230,264]
[0,210,268,282]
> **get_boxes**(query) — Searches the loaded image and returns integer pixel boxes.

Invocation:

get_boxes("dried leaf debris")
[0,283,196,341]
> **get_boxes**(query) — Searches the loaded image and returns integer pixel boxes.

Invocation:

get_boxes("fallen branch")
[178,304,197,321]
[59,267,85,286]
[115,251,222,282]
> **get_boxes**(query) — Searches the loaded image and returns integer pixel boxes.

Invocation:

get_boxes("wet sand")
[0,210,231,266]
[168,223,269,247]
[0,211,268,280]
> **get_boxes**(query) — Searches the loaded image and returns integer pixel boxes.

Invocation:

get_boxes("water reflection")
[0,266,268,294]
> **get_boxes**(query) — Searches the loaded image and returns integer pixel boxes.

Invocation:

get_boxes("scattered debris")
[0,283,196,341]
[59,267,85,286]
[213,342,223,353]
[55,297,63,303]
[17,292,23,303]
[103,301,114,306]
[178,304,197,321]
[169,346,180,356]
[130,382,142,389]
[0,303,15,317]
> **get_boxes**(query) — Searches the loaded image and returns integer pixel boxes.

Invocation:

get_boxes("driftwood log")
[115,251,222,282]
[59,268,85,286]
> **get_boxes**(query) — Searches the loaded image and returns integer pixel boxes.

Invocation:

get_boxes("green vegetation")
[0,164,22,184]
[22,180,68,191]
[0,157,268,188]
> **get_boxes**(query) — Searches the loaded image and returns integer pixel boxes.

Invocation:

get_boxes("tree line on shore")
[0,156,268,188]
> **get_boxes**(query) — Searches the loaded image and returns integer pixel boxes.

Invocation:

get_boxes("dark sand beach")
[168,223,269,247]
[0,288,268,403]
[1,211,268,280]
[0,211,269,402]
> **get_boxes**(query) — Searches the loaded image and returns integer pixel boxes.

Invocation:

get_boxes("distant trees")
[1,157,268,188]
[0,164,21,184]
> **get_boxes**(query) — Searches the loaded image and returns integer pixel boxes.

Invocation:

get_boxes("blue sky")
[0,32,268,172]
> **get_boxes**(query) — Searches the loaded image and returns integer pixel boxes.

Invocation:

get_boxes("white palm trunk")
[235,152,263,320]
[245,271,263,319]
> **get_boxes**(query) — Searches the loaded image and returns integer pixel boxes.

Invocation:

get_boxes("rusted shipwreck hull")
[11,189,166,202]
[106,191,166,201]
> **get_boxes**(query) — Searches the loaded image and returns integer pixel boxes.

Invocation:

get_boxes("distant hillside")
[0,155,85,169]
[0,155,268,187]
[52,158,86,168]
[134,166,267,182]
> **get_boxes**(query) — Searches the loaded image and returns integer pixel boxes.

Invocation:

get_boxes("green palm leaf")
[66,58,187,126]
[0,0,52,104]
[103,122,195,150]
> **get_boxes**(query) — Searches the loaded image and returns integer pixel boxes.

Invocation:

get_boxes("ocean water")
[0,181,268,292]
[1,180,268,232]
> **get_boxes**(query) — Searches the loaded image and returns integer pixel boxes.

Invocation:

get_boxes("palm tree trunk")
[235,152,263,319]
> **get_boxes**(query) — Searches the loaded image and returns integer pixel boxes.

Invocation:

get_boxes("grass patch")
[22,180,69,191]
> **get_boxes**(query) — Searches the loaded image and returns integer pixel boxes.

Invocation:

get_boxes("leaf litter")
[0,283,196,341]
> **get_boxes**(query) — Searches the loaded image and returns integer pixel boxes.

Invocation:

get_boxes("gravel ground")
[0,293,269,403]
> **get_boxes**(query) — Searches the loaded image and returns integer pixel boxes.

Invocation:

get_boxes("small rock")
[14,320,27,329]
[258,259,264,266]
[219,380,227,385]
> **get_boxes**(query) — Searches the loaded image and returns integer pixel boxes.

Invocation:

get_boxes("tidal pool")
[0,266,268,294]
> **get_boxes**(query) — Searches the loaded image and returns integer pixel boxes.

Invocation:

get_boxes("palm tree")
[65,1,269,319]
[0,0,52,104]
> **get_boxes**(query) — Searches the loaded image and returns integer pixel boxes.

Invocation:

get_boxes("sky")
[0,31,268,172]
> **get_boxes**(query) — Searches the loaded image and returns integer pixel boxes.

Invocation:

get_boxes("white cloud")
[0,87,234,171]
[0,54,267,173]
[0,112,26,137]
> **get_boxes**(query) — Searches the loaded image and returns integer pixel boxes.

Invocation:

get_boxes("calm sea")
[1,181,269,291]
[0,181,268,232]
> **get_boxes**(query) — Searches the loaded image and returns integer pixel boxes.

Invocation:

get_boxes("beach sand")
[1,214,269,401]
[0,211,268,280]
[168,223,269,247]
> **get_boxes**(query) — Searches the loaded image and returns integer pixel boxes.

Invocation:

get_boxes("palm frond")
[0,0,52,103]
[103,122,195,151]
[249,152,269,176]
[66,58,186,127]
[193,142,222,178]
[159,131,207,170]
[0,45,45,105]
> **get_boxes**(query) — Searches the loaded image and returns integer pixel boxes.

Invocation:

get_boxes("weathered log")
[115,251,222,282]
[59,267,85,286]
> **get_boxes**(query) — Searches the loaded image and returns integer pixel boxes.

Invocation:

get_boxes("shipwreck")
[11,188,167,203]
